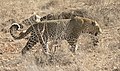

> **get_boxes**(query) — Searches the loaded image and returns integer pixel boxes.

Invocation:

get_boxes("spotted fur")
[10,16,101,55]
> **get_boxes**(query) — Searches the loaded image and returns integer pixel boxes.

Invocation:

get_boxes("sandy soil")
[0,0,120,71]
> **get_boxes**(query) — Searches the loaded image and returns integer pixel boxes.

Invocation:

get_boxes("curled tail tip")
[11,23,23,30]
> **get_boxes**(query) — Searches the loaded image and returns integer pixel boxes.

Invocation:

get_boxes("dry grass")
[0,0,120,71]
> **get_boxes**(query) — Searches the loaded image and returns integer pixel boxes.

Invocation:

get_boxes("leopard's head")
[82,20,102,36]
[73,16,102,36]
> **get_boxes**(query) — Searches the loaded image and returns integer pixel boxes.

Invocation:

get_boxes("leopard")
[9,16,102,55]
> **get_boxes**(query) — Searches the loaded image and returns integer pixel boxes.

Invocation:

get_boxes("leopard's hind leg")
[21,32,38,55]
[21,32,49,55]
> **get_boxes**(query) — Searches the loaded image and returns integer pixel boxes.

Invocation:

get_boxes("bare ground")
[0,0,120,71]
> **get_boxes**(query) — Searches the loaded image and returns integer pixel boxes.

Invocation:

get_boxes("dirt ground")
[0,0,120,71]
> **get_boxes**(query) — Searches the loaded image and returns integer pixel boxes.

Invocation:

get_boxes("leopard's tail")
[10,23,30,39]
